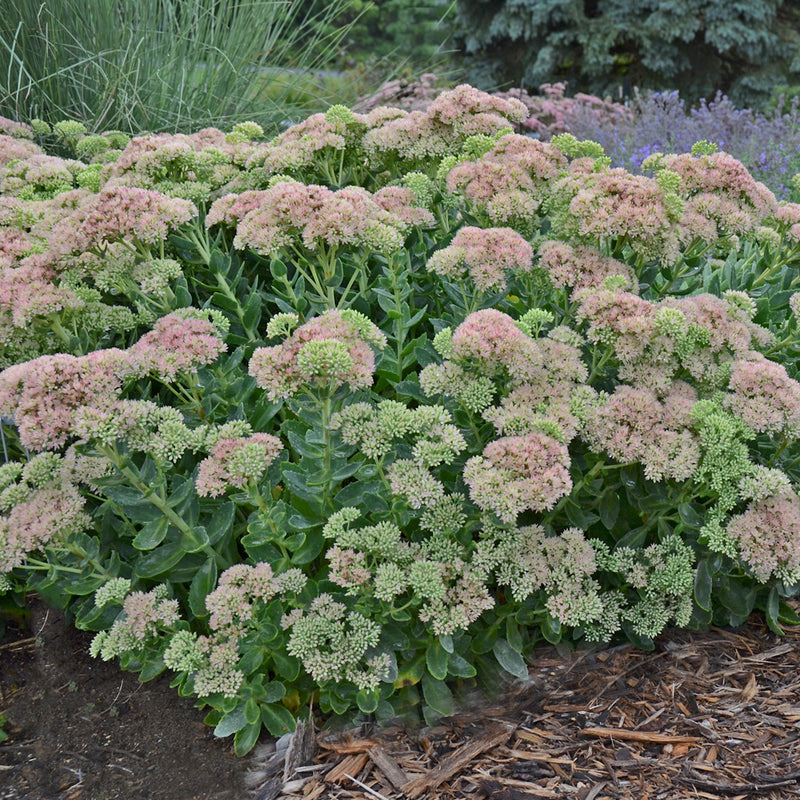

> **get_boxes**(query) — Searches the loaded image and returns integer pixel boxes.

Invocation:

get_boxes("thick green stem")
[100,445,223,565]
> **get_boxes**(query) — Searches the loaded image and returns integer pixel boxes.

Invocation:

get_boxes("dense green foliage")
[291,0,456,70]
[5,87,800,753]
[453,0,800,109]
[0,0,353,133]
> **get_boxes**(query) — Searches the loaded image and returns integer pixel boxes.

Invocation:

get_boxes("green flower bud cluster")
[265,312,300,339]
[516,308,554,338]
[691,398,755,512]
[285,594,383,690]
[551,132,606,160]
[94,577,132,608]
[400,172,435,206]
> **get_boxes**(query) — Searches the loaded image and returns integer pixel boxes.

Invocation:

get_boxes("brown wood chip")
[580,726,700,744]
[324,752,370,785]
[402,723,514,798]
[367,745,409,791]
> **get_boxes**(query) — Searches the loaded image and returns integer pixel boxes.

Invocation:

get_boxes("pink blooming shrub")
[549,160,680,261]
[726,492,800,582]
[0,311,225,449]
[3,85,800,744]
[126,312,227,382]
[362,85,527,163]
[64,186,196,252]
[724,353,800,435]
[449,309,541,382]
[445,134,566,225]
[660,151,778,241]
[0,135,41,168]
[208,180,432,258]
[0,480,90,571]
[583,383,701,482]
[539,240,638,294]
[0,349,125,449]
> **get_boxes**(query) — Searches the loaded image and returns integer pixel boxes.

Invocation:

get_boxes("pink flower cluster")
[255,111,356,174]
[445,134,566,224]
[0,262,80,327]
[0,480,90,571]
[102,129,239,190]
[204,562,277,635]
[362,85,527,162]
[50,186,196,258]
[195,433,283,497]
[249,311,385,400]
[0,154,79,198]
[583,382,701,482]
[661,152,777,241]
[550,161,679,261]
[0,349,125,449]
[724,353,800,435]
[726,492,800,582]
[426,226,533,291]
[449,309,542,383]
[0,134,41,168]
[538,240,637,294]
[577,289,769,391]
[207,180,432,257]
[463,431,572,523]
[773,202,800,241]
[126,312,227,381]
[0,311,226,449]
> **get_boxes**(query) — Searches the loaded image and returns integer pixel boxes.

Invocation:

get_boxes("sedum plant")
[3,87,800,753]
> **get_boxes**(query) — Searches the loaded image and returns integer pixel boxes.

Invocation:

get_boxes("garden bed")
[4,598,800,799]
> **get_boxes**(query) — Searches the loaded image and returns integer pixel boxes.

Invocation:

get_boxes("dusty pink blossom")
[445,134,565,223]
[724,353,800,434]
[50,186,196,258]
[450,309,542,383]
[726,492,800,582]
[0,135,41,167]
[662,151,777,238]
[363,85,527,163]
[0,349,125,450]
[774,202,800,241]
[126,312,227,381]
[0,262,80,326]
[0,481,90,570]
[538,240,637,293]
[195,433,283,497]
[121,590,180,640]
[249,311,385,400]
[427,226,533,291]
[463,431,572,523]
[577,289,657,361]
[372,186,435,228]
[327,547,371,589]
[204,562,277,634]
[583,383,701,481]
[551,161,679,261]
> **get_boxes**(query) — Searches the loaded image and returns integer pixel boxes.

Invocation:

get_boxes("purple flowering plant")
[3,89,800,752]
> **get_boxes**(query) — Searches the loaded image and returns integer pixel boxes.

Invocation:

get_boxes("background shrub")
[452,0,800,110]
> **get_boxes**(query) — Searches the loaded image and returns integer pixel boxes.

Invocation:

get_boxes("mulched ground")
[3,597,800,800]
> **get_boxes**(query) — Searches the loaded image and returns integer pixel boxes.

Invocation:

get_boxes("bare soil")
[0,597,246,800]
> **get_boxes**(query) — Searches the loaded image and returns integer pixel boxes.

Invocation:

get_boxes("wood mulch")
[248,610,800,800]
